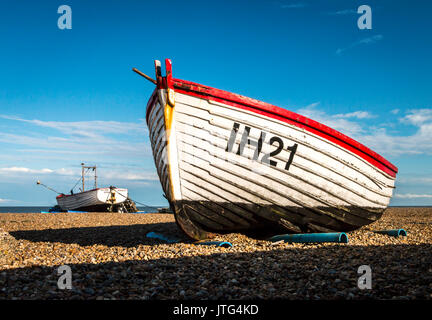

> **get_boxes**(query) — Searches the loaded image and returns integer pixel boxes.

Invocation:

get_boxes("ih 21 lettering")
[225,122,298,171]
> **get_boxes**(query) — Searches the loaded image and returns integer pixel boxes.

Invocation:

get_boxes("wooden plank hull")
[145,59,398,240]
[56,188,128,211]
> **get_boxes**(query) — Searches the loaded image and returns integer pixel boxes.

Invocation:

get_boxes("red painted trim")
[56,188,100,199]
[145,76,397,177]
[165,59,174,89]
[171,79,397,177]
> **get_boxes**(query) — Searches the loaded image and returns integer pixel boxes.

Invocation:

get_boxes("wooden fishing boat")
[135,59,398,240]
[54,164,129,212]
[56,187,128,211]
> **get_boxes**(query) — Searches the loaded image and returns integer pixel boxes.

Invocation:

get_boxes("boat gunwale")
[56,187,127,199]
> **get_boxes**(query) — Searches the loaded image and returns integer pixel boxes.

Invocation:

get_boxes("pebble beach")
[1,207,431,300]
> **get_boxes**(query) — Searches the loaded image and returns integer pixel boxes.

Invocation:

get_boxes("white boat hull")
[56,188,128,211]
[145,59,398,240]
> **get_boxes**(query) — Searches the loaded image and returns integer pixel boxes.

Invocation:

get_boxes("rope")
[111,187,151,207]
[70,167,91,192]
[36,181,61,194]
[131,198,151,207]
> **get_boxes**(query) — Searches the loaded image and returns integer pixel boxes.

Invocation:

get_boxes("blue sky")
[0,0,431,206]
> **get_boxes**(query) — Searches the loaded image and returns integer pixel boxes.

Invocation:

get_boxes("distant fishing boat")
[56,187,129,212]
[38,164,135,213]
[134,59,398,240]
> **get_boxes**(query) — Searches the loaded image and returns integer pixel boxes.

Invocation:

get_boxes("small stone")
[84,288,95,295]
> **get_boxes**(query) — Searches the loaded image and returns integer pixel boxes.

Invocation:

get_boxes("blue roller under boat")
[268,232,349,243]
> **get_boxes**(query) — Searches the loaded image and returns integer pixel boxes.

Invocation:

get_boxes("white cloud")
[0,115,147,137]
[358,35,383,45]
[103,171,159,181]
[397,176,432,184]
[394,194,432,199]
[417,177,432,184]
[0,166,158,181]
[0,198,15,203]
[281,3,306,9]
[336,35,383,55]
[327,9,357,15]
[54,168,76,175]
[400,109,432,126]
[334,111,376,119]
[359,109,432,156]
[296,102,365,137]
[391,109,400,115]
[0,167,54,174]
[0,115,152,159]
[296,105,432,157]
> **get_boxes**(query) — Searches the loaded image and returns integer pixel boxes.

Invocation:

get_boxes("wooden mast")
[81,163,97,191]
[94,166,97,189]
[81,163,85,191]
